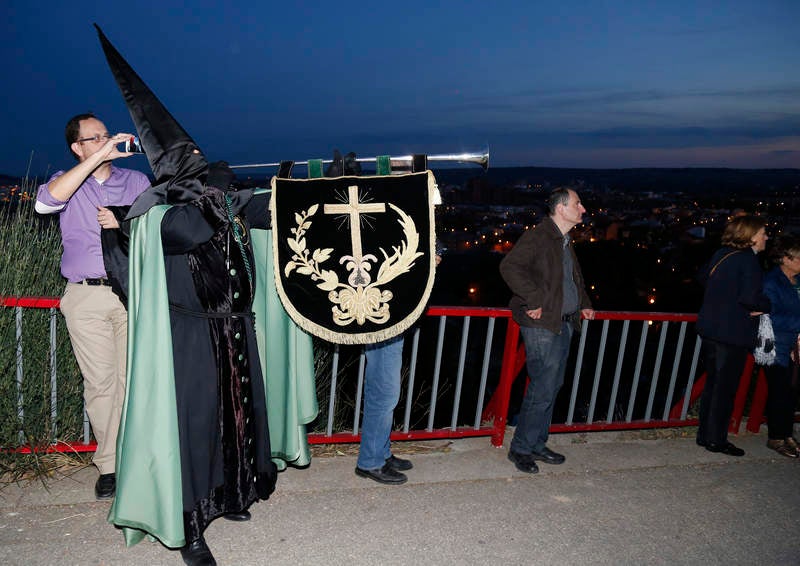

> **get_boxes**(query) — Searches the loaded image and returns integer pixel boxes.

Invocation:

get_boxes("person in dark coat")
[696,215,770,456]
[761,233,800,457]
[499,188,595,474]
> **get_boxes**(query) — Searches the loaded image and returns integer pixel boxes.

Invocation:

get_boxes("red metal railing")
[2,296,774,453]
[0,296,60,308]
[484,311,705,441]
[307,305,517,447]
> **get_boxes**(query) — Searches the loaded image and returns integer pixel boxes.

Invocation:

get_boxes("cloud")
[766,149,800,157]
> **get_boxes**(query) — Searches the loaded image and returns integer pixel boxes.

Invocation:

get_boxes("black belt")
[169,303,253,319]
[80,278,109,286]
[561,312,577,321]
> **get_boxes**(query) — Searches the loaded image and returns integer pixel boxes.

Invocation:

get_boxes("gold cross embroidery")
[323,185,386,263]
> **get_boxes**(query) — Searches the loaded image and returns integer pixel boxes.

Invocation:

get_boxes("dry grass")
[0,451,91,489]
[617,426,700,441]
[0,440,455,489]
[568,426,701,444]
[310,439,454,458]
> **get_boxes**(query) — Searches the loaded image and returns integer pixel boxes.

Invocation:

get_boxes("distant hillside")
[434,166,800,193]
[0,174,20,186]
[3,167,798,194]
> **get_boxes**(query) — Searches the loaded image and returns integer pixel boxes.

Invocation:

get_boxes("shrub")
[0,177,84,482]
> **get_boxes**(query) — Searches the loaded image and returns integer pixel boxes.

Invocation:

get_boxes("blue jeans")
[357,336,404,470]
[510,324,573,455]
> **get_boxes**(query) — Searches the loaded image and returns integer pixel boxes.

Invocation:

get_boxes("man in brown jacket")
[499,187,595,474]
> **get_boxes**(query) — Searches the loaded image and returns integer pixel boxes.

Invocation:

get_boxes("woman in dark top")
[696,215,771,456]
[761,234,800,457]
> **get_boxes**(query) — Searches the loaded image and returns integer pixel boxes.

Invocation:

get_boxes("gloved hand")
[342,151,361,176]
[206,160,236,191]
[325,150,344,177]
[325,150,361,177]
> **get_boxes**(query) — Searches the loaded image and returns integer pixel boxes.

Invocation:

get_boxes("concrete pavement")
[1,429,798,565]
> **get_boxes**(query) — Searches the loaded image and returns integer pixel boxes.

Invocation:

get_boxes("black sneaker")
[508,450,539,474]
[385,455,413,471]
[95,473,116,500]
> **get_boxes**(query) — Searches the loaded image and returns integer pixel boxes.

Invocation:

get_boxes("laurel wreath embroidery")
[284,203,423,326]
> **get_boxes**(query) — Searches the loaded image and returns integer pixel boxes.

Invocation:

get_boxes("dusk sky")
[3,1,799,178]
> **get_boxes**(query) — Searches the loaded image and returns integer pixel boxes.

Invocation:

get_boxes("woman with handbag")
[761,234,800,457]
[696,215,771,456]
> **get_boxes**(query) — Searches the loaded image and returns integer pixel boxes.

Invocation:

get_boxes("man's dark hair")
[548,187,572,216]
[65,113,97,160]
[768,232,800,265]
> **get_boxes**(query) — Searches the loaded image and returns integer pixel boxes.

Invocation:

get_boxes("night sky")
[3,0,799,178]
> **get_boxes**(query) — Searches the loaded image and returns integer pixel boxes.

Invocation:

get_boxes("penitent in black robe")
[160,187,277,542]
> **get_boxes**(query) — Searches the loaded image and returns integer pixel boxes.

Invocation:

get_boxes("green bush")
[0,179,84,480]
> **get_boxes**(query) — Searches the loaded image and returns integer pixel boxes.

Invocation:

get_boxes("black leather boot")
[223,510,251,521]
[180,536,216,566]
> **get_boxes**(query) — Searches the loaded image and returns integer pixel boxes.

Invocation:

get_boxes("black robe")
[160,187,277,541]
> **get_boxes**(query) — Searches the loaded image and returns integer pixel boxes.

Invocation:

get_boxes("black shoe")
[385,454,413,471]
[705,442,745,457]
[180,536,216,566]
[508,450,539,474]
[94,473,116,500]
[223,510,251,522]
[696,437,707,447]
[355,463,408,484]
[531,447,566,465]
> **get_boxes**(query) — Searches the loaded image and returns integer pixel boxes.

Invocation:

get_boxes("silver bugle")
[229,147,489,171]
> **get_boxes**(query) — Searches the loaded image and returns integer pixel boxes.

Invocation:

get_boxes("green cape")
[109,198,317,548]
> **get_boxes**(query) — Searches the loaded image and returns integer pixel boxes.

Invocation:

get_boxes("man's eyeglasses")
[77,133,112,144]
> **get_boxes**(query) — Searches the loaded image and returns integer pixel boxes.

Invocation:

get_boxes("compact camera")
[124,136,144,154]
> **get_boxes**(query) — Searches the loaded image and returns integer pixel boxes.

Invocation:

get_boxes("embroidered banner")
[270,171,437,344]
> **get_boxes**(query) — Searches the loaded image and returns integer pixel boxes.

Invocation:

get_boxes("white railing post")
[449,316,471,430]
[49,307,58,441]
[16,306,25,444]
[426,316,447,431]
[473,317,495,429]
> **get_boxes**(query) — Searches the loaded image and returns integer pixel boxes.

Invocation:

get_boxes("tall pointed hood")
[94,24,208,217]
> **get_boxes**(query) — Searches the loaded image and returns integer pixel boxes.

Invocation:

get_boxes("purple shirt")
[36,166,150,282]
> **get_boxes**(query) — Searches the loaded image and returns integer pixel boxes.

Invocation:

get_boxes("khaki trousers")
[59,283,127,474]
